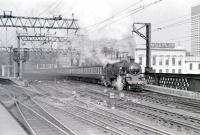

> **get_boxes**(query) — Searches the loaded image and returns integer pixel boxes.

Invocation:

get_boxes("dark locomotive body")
[102,60,145,91]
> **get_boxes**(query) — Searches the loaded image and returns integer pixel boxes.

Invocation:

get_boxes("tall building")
[191,5,200,56]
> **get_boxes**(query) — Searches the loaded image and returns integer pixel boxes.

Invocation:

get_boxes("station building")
[135,43,200,74]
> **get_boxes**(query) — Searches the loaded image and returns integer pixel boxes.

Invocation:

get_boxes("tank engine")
[102,60,145,91]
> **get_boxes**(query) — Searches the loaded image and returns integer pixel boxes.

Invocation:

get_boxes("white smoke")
[69,34,136,66]
[74,39,120,66]
[95,48,120,65]
[115,75,124,91]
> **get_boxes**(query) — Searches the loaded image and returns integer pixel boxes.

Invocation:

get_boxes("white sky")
[0,0,200,51]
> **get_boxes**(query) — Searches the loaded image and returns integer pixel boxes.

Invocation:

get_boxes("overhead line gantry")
[0,11,79,79]
[0,11,79,31]
[17,34,70,42]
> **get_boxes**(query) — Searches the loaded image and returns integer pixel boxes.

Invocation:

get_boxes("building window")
[153,56,156,65]
[172,69,175,73]
[190,63,193,70]
[172,57,175,66]
[139,56,142,65]
[159,69,162,73]
[166,69,169,73]
[159,58,162,65]
[166,59,169,66]
[198,64,200,70]
[178,60,182,66]
[178,69,181,74]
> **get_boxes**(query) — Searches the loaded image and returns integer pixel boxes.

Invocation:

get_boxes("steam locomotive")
[102,60,145,90]
[34,59,145,91]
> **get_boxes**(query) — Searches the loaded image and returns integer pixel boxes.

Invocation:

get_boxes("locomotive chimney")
[127,56,135,63]
[130,58,135,63]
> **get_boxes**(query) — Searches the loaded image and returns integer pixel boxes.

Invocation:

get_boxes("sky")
[0,0,200,51]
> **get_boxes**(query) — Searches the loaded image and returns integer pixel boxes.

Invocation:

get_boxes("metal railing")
[145,73,200,92]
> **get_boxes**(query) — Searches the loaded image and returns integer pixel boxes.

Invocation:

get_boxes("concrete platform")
[0,104,27,135]
[146,84,200,100]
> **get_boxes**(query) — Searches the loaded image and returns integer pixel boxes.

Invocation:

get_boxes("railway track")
[16,101,70,135]
[35,97,172,135]
[35,98,127,135]
[23,99,77,135]
[73,94,200,135]
[140,91,200,113]
[84,82,200,113]
[48,81,200,135]
[0,84,77,135]
[117,102,200,135]
[72,82,200,114]
[23,81,200,135]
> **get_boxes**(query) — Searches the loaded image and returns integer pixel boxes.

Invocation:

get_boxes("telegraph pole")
[132,23,153,73]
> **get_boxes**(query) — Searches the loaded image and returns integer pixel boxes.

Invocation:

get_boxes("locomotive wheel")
[123,84,127,90]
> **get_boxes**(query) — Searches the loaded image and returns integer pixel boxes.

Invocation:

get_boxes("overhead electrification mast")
[132,22,153,73]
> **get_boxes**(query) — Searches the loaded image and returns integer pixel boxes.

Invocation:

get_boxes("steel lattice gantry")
[0,14,79,31]
[18,35,69,42]
[27,47,79,55]
[0,12,80,78]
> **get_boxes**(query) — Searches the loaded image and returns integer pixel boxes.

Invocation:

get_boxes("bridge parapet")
[145,73,200,92]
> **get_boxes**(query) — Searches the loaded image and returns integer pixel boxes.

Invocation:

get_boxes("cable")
[48,0,63,15]
[86,0,163,33]
[38,0,60,16]
[153,14,190,27]
[152,12,200,33]
[152,18,190,32]
[82,0,144,30]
